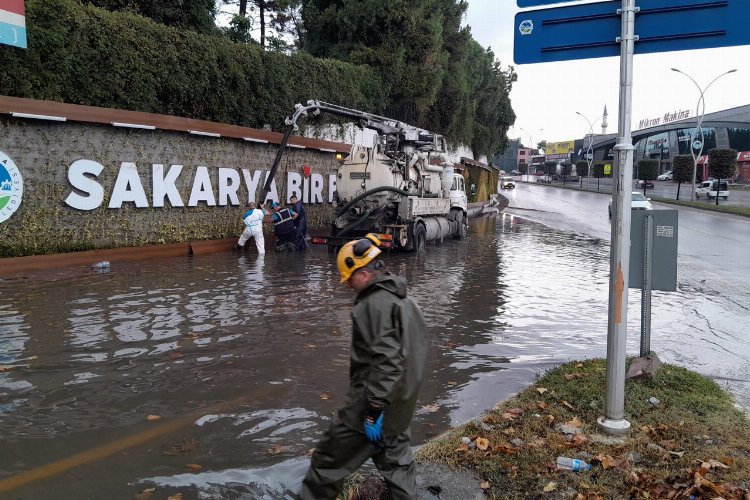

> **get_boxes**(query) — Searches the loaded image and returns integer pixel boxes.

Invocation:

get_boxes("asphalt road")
[524,176,750,208]
[502,182,750,285]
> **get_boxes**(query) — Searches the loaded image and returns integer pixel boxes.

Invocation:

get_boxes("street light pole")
[671,68,737,201]
[520,127,542,182]
[576,112,604,190]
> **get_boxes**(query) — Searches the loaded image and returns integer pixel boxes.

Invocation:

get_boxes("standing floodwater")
[1,213,748,498]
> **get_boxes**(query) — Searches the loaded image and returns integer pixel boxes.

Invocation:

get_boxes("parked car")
[511,170,521,175]
[608,192,653,218]
[695,180,729,200]
[536,175,552,184]
[500,176,516,189]
[637,179,655,189]
[657,171,673,181]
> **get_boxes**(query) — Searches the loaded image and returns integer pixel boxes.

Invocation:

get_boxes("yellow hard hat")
[337,233,382,283]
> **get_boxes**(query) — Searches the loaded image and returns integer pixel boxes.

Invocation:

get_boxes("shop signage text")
[64,160,337,211]
[638,109,691,130]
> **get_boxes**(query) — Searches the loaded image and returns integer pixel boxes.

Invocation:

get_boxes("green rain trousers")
[299,421,416,499]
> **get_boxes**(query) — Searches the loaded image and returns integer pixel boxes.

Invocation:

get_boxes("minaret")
[601,105,608,135]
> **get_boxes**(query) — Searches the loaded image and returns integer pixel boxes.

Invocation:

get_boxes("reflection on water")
[0,213,748,498]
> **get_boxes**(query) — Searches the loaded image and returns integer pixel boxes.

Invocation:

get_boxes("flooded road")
[1,211,748,498]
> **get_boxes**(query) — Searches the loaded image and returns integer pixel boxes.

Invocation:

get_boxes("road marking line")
[0,388,275,493]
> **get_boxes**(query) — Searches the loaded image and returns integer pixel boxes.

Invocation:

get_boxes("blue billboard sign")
[518,0,592,7]
[0,0,27,49]
[514,0,750,65]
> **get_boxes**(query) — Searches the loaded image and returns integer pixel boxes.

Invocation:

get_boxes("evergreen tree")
[86,0,216,33]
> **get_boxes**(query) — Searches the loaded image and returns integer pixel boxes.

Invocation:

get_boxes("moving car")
[657,171,673,181]
[500,176,516,189]
[637,179,655,189]
[695,180,729,200]
[608,192,653,219]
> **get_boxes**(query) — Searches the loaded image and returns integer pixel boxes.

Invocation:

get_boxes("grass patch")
[417,359,750,499]
[649,195,750,218]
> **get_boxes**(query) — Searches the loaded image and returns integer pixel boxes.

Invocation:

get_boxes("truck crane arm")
[259,100,445,204]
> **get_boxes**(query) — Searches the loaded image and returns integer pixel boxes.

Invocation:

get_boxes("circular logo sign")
[0,150,23,224]
[519,20,534,36]
[692,140,703,150]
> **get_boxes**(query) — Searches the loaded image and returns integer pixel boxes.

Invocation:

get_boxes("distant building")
[583,103,750,183]
[494,138,522,173]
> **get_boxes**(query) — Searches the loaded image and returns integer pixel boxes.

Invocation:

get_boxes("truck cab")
[449,173,468,211]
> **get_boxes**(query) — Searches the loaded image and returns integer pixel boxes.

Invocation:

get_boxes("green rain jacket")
[338,273,428,436]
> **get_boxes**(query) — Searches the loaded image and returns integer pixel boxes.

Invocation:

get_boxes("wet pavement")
[1,208,749,498]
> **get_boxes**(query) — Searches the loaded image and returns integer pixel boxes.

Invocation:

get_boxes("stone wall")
[0,118,342,257]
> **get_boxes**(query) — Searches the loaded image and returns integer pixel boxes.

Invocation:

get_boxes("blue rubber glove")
[364,412,384,443]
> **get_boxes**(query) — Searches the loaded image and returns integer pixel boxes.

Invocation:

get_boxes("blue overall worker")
[290,194,307,249]
[299,233,429,499]
[234,202,267,254]
[270,202,298,252]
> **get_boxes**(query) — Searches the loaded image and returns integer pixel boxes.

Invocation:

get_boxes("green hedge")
[0,0,384,130]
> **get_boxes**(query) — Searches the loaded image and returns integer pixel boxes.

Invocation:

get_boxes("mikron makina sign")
[637,109,691,130]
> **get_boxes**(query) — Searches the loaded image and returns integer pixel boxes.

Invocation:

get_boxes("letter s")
[65,160,104,210]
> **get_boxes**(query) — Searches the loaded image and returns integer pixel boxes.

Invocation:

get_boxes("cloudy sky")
[465,0,749,146]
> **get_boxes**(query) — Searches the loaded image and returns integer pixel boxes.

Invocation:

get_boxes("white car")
[608,192,653,218]
[500,176,515,189]
[695,180,729,200]
[657,171,672,181]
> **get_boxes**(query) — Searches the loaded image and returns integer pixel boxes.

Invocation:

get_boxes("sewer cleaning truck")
[260,100,468,252]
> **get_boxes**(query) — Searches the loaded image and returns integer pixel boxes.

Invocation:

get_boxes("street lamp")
[519,127,543,182]
[671,67,737,201]
[576,112,604,190]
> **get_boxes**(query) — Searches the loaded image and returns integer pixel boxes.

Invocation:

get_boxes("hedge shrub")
[0,0,384,130]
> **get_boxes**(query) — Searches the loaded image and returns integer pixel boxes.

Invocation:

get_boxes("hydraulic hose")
[336,210,372,238]
[336,186,410,217]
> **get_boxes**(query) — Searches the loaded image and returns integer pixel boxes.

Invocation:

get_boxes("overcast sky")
[465,0,749,146]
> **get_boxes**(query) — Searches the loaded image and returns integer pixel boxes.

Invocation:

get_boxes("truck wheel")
[454,211,467,240]
[413,224,426,253]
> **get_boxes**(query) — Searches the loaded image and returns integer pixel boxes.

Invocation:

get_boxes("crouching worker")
[270,202,299,252]
[299,234,429,500]
[234,202,267,254]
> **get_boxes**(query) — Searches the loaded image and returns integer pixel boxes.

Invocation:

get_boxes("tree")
[537,139,548,152]
[518,162,528,175]
[560,161,572,183]
[544,161,557,178]
[87,0,216,33]
[576,160,589,188]
[593,162,605,191]
[637,159,659,195]
[708,149,737,206]
[222,0,299,47]
[672,155,693,201]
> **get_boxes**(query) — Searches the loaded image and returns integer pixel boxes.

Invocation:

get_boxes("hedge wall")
[0,0,384,130]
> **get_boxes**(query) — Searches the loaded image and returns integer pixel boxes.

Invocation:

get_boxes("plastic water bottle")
[91,261,110,270]
[556,456,591,471]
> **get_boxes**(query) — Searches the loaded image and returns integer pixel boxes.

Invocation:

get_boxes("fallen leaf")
[475,437,490,451]
[669,450,686,458]
[167,495,183,500]
[455,444,469,452]
[546,415,556,425]
[320,393,330,400]
[570,434,588,446]
[146,415,161,422]
[594,454,618,469]
[162,438,198,456]
[564,373,584,381]
[134,487,156,500]
[527,437,546,448]
[447,381,458,386]
[560,400,575,411]
[565,417,583,428]
[700,459,730,470]
[535,387,548,394]
[169,352,184,359]
[480,481,490,490]
[543,481,557,492]
[420,404,440,413]
[502,412,519,420]
[303,344,317,349]
[506,408,525,416]
[268,444,284,455]
[537,401,550,410]
[185,463,203,472]
[225,360,235,365]
[502,427,516,436]
[0,364,30,372]
[307,448,315,457]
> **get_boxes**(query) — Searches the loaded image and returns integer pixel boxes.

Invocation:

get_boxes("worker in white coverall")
[235,201,267,254]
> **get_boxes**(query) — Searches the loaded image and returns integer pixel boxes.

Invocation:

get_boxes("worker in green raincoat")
[299,233,429,500]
